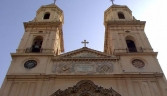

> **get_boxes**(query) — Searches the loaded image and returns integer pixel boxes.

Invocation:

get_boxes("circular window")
[132,59,145,68]
[24,60,37,69]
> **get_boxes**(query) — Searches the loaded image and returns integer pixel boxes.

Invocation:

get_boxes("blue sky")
[0,0,167,87]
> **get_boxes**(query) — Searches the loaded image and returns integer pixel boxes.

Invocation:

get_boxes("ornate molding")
[51,80,121,96]
[6,73,164,79]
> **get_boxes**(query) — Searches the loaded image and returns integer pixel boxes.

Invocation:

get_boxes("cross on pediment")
[81,40,89,47]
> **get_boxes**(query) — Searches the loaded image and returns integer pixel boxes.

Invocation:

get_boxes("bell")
[35,45,40,48]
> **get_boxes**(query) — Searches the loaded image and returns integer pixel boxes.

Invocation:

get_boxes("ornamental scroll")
[51,80,121,96]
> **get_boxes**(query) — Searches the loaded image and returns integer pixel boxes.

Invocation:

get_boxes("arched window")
[118,12,125,19]
[125,36,137,52]
[126,40,137,52]
[31,36,43,52]
[43,12,50,19]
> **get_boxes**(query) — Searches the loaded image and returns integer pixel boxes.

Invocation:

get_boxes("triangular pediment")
[55,47,112,58]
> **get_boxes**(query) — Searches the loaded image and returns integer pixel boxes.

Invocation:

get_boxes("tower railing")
[113,47,145,54]
[126,47,143,53]
[25,47,43,53]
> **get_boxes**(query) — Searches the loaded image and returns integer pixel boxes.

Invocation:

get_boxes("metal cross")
[111,0,115,5]
[54,0,56,4]
[81,40,89,47]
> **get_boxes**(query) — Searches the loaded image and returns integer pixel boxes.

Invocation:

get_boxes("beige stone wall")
[120,55,163,73]
[107,25,153,54]
[8,54,163,76]
[16,28,60,53]
[1,76,167,96]
[7,55,53,75]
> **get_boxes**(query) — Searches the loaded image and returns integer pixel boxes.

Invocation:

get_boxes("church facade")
[0,2,167,96]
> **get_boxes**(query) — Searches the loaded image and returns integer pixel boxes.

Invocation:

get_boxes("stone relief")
[52,61,114,74]
[57,62,73,73]
[97,63,114,73]
[51,80,121,96]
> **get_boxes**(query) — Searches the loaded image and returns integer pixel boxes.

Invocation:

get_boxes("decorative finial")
[111,0,115,5]
[54,0,56,4]
[81,40,89,47]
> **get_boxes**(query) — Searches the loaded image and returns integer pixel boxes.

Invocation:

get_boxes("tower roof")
[105,4,132,12]
[36,3,63,14]
[104,4,132,19]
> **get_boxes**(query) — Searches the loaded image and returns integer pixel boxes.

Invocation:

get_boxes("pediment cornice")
[52,47,119,60]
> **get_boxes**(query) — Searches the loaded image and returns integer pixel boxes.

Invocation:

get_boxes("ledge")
[11,53,55,58]
[114,52,158,56]
[105,20,146,26]
[6,73,164,80]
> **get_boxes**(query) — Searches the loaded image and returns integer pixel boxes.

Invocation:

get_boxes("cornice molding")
[24,21,62,28]
[52,58,119,62]
[51,47,118,61]
[114,52,158,56]
[6,73,164,79]
[105,20,146,26]
[11,53,54,58]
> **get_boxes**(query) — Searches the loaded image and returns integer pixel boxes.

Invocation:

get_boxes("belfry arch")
[118,12,125,19]
[31,36,43,52]
[125,36,137,52]
[43,12,50,19]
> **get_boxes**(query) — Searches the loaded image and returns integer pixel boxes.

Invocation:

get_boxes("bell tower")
[17,3,64,54]
[1,1,167,96]
[104,5,152,54]
[0,3,65,96]
[103,4,164,73]
[102,4,167,96]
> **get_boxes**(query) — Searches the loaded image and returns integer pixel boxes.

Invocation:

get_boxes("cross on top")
[53,0,56,4]
[81,40,89,47]
[111,0,115,5]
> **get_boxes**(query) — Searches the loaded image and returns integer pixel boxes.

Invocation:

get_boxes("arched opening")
[118,12,125,19]
[31,36,43,52]
[43,12,50,19]
[125,36,137,52]
[126,40,137,52]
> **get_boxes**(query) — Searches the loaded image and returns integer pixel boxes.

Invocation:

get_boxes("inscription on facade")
[53,61,114,74]
[76,65,94,72]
